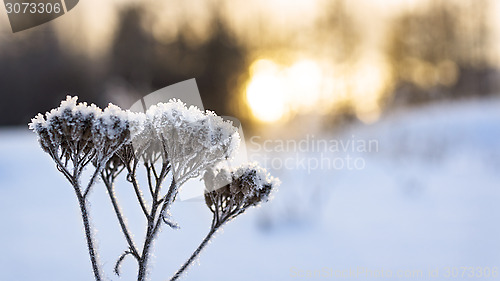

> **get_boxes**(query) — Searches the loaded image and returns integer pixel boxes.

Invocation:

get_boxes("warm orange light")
[287,59,323,111]
[245,58,325,122]
[246,59,287,122]
[245,56,391,124]
[350,57,390,123]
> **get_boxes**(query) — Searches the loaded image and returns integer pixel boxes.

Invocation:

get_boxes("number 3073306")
[5,2,62,14]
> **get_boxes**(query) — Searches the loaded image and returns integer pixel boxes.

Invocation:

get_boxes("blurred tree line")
[0,0,498,126]
[386,0,498,106]
[0,28,98,126]
[0,4,246,126]
[108,5,246,115]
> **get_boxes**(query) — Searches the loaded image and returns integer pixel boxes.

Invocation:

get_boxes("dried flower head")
[148,99,240,186]
[29,96,102,164]
[129,114,163,163]
[92,103,131,164]
[204,163,279,227]
[29,113,51,152]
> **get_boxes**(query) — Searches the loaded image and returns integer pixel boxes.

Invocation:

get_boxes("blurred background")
[1,0,500,280]
[1,0,499,129]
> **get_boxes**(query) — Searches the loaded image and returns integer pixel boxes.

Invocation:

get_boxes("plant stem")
[83,164,102,198]
[137,166,162,281]
[102,175,140,259]
[127,162,150,219]
[137,215,155,281]
[137,194,163,281]
[74,186,102,281]
[137,163,172,281]
[170,227,217,281]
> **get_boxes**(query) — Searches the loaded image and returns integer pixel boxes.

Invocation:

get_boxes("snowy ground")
[1,98,499,281]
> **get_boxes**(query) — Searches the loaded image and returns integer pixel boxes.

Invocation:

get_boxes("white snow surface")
[1,98,500,281]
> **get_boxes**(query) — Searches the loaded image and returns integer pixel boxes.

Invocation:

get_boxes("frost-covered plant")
[29,96,278,281]
[170,163,279,281]
[29,97,122,281]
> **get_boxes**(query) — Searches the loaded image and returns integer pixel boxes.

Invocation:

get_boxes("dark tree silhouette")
[0,26,97,126]
[108,5,247,120]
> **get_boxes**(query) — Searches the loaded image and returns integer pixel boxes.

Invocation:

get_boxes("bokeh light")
[246,59,287,122]
[245,55,392,124]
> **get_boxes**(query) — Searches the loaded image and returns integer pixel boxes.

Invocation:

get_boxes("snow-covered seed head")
[74,102,100,144]
[129,114,163,162]
[204,163,279,223]
[29,96,102,156]
[92,103,130,163]
[29,96,241,187]
[146,99,240,185]
[29,113,51,152]
[205,111,241,160]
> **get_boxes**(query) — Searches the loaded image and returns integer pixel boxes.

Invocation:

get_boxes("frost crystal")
[30,96,240,185]
[29,96,102,158]
[28,113,46,132]
[126,110,147,140]
[204,163,279,225]
[147,99,240,185]
[29,113,50,152]
[129,114,162,162]
[92,103,130,163]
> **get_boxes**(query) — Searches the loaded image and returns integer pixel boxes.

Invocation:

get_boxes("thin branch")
[144,163,155,199]
[114,250,135,276]
[162,214,180,229]
[153,179,177,234]
[115,165,126,177]
[74,185,103,281]
[153,162,169,201]
[137,203,157,281]
[77,148,94,176]
[126,163,150,219]
[169,225,218,281]
[212,193,220,229]
[137,163,171,281]
[102,173,140,259]
[48,145,103,280]
[84,144,129,198]
[47,147,75,186]
[83,163,101,199]
[151,162,160,181]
